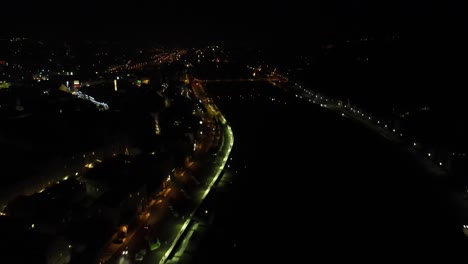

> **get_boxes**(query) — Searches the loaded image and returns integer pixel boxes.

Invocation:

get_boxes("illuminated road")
[284,81,449,178]
[157,80,234,264]
[102,79,234,264]
[107,50,186,73]
[159,124,233,264]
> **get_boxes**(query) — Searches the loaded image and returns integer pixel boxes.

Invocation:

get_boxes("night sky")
[3,0,465,41]
[1,0,467,67]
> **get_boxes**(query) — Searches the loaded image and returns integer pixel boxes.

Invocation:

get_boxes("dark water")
[193,82,468,263]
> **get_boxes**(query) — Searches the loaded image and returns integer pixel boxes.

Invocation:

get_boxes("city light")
[1,39,456,264]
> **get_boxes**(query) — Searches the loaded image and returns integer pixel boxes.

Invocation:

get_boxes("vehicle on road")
[113,236,126,244]
[144,224,152,240]
[135,249,147,261]
[113,230,127,244]
[168,204,180,218]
